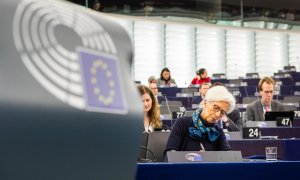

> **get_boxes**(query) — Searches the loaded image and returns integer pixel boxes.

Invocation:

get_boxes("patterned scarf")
[188,109,220,142]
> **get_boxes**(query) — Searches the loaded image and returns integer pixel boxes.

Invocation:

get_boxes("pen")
[200,143,206,152]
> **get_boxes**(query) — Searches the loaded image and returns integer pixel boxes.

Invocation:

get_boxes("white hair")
[205,86,236,113]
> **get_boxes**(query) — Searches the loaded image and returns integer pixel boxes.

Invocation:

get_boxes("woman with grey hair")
[165,86,236,151]
[148,75,157,85]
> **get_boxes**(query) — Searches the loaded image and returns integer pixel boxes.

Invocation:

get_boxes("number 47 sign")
[276,117,292,126]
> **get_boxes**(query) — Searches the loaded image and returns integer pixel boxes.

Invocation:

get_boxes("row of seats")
[212,66,300,80]
[158,95,300,112]
[159,84,300,97]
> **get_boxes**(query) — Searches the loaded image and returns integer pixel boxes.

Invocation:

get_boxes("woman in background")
[190,68,211,87]
[157,67,176,87]
[148,75,158,85]
[138,85,162,132]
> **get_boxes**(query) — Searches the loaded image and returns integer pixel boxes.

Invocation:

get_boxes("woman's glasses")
[208,102,227,116]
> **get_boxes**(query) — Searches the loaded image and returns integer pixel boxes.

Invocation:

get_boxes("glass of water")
[265,147,277,161]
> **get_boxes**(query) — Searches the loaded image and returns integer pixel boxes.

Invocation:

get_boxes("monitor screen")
[265,111,294,121]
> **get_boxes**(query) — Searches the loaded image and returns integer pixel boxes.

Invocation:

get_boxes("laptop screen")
[265,111,294,121]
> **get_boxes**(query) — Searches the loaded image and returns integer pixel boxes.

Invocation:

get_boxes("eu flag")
[78,48,127,114]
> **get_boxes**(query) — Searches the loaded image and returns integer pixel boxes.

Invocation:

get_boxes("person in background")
[210,82,242,132]
[148,75,158,85]
[138,85,162,132]
[244,77,284,122]
[149,82,159,97]
[93,0,103,11]
[189,68,211,87]
[157,67,176,87]
[191,83,210,108]
[218,108,242,132]
[165,86,235,151]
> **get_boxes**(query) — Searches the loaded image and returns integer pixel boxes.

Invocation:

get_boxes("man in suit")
[191,83,210,108]
[219,108,242,131]
[245,77,284,122]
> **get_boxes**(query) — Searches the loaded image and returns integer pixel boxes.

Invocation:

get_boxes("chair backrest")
[146,132,170,162]
[242,86,258,96]
[161,100,182,107]
[283,96,300,107]
[283,104,297,111]
[227,87,241,97]
[280,85,293,96]
[242,97,259,104]
[274,72,291,78]
[176,93,193,97]
[212,73,226,79]
[160,106,180,116]
[229,79,243,86]
[181,87,198,94]
[185,110,194,117]
[246,73,259,79]
[284,65,296,72]
[243,78,260,86]
[291,72,300,78]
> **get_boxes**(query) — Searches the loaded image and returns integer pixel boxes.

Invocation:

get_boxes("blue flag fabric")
[78,48,127,114]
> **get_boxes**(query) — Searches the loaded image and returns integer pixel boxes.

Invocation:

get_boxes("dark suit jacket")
[245,99,285,123]
[191,96,203,105]
[224,108,242,131]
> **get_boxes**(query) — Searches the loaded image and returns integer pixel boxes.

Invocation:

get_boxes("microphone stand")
[243,81,248,98]
[164,95,173,128]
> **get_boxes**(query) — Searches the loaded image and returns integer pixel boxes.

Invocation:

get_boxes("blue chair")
[240,86,258,97]
[246,73,259,79]
[211,79,229,84]
[291,72,300,78]
[158,87,182,97]
[280,85,293,96]
[168,96,193,108]
[284,66,296,72]
[274,77,293,86]
[243,78,260,86]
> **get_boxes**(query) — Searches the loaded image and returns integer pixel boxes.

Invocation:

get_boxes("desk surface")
[229,139,285,159]
[229,139,300,161]
[141,132,300,162]
[261,127,300,138]
[136,161,300,180]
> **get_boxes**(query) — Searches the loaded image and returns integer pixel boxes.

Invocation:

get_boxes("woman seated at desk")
[138,85,162,132]
[157,67,176,87]
[165,86,235,151]
[189,68,211,87]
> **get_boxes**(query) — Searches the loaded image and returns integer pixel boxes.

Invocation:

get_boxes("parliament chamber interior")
[1,0,300,179]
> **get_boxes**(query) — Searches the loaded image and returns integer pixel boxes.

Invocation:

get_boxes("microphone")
[243,82,249,97]
[164,95,173,128]
[138,146,156,162]
[276,82,281,101]
[255,87,259,99]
